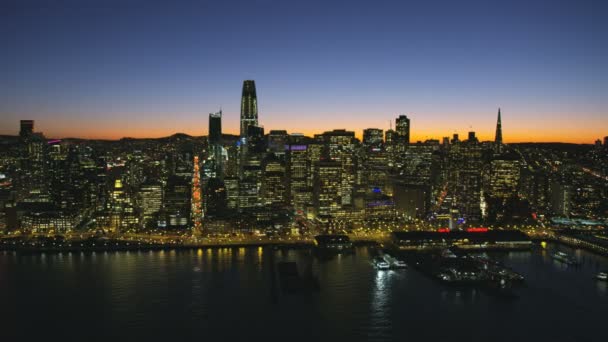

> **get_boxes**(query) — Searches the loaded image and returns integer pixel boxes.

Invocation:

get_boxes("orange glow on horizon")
[2,109,605,144]
[33,128,602,144]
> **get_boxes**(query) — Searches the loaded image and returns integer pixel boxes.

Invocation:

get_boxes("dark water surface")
[1,243,607,341]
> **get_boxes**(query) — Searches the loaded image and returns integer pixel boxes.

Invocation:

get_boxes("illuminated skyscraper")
[287,143,310,213]
[240,80,258,138]
[483,155,521,200]
[395,115,410,145]
[261,156,287,206]
[313,160,342,218]
[363,128,383,148]
[268,130,288,155]
[164,176,191,229]
[209,110,223,177]
[138,182,163,226]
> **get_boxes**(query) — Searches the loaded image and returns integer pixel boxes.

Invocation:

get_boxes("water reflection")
[1,244,606,341]
[596,280,607,295]
[369,269,393,340]
[439,288,478,304]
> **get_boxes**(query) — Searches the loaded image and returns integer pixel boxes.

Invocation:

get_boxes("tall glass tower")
[240,80,258,138]
[209,110,223,177]
[209,110,222,145]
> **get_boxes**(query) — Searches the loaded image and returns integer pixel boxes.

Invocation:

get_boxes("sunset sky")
[1,0,607,143]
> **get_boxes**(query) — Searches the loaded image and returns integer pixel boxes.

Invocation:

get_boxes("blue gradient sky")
[1,0,607,142]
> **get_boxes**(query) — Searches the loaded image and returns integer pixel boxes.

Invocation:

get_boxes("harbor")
[2,242,606,341]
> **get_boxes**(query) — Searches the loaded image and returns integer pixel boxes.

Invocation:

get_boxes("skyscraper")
[240,80,258,138]
[209,110,222,145]
[20,120,34,138]
[363,128,383,148]
[209,110,223,178]
[468,131,477,143]
[495,108,503,152]
[138,182,163,226]
[396,115,410,144]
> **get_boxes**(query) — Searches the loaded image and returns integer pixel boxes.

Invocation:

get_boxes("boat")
[313,234,354,255]
[551,251,578,265]
[596,271,608,281]
[372,256,390,270]
[382,253,407,269]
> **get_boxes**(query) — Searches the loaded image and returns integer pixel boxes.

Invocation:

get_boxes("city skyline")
[2,2,607,341]
[3,88,605,144]
[1,0,606,143]
[2,102,604,144]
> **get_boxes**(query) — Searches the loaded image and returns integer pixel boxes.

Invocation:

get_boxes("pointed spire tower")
[495,108,503,153]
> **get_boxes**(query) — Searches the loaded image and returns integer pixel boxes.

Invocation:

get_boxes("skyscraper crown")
[240,80,258,137]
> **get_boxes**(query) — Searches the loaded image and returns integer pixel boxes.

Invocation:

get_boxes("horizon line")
[0,131,598,145]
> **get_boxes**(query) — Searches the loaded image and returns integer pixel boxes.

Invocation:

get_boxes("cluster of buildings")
[0,80,606,236]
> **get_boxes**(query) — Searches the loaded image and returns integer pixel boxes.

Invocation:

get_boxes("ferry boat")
[373,256,390,270]
[596,271,608,281]
[551,251,578,265]
[313,235,354,254]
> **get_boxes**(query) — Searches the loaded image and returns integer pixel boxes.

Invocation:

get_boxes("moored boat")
[552,251,578,265]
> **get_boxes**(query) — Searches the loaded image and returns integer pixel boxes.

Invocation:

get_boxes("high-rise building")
[467,131,478,143]
[495,108,503,144]
[208,110,223,177]
[23,132,49,201]
[238,80,261,181]
[385,129,396,145]
[238,173,260,210]
[138,182,163,226]
[448,142,483,222]
[483,155,521,200]
[224,177,239,209]
[363,128,383,148]
[495,108,503,153]
[313,160,342,218]
[20,120,34,138]
[261,157,287,206]
[164,176,191,229]
[109,179,137,232]
[550,181,572,217]
[268,130,288,156]
[204,177,227,217]
[396,115,410,145]
[247,125,266,154]
[209,110,222,145]
[240,80,258,138]
[287,143,310,213]
[322,130,356,205]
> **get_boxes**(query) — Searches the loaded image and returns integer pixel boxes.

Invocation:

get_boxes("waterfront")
[1,243,607,341]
